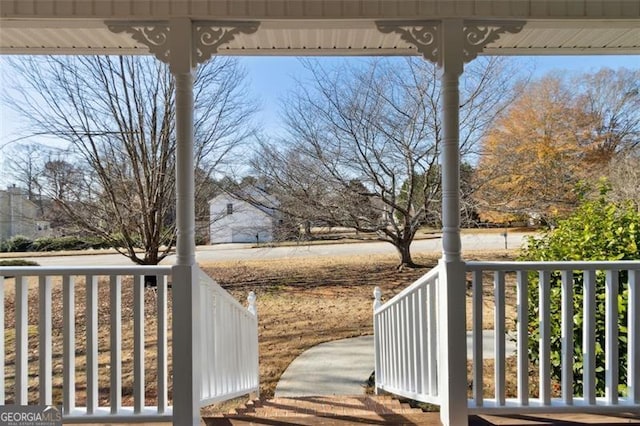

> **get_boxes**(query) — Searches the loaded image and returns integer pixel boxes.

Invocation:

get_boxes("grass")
[2,249,524,414]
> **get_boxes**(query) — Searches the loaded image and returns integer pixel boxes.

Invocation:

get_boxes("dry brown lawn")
[3,249,520,412]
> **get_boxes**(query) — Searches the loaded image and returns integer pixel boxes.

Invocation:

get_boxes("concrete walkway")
[275,336,376,397]
[275,332,516,397]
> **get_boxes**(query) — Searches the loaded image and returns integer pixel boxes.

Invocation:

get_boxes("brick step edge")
[212,396,429,418]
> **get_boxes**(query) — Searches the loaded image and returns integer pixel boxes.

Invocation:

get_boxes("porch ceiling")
[1,1,639,56]
[1,18,639,56]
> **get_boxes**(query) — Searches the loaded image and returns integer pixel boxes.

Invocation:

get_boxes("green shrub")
[0,236,34,252]
[520,193,640,396]
[0,259,39,266]
[31,236,89,251]
[1,235,113,253]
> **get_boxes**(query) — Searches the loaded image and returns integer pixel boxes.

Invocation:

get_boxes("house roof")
[1,1,639,56]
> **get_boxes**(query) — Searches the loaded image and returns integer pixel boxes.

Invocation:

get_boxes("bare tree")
[607,151,640,211]
[3,143,44,203]
[577,68,640,165]
[3,55,256,264]
[250,57,523,267]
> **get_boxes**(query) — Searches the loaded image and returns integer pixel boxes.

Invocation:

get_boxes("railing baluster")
[236,309,242,390]
[427,279,438,396]
[389,304,396,388]
[418,286,427,395]
[384,308,394,385]
[630,269,640,403]
[224,302,230,393]
[472,270,483,406]
[583,269,596,404]
[202,280,211,397]
[231,305,237,391]
[220,299,226,393]
[413,291,420,391]
[605,269,619,405]
[15,275,28,405]
[380,311,387,387]
[110,274,122,414]
[561,270,574,405]
[86,275,98,413]
[133,274,144,413]
[539,270,551,405]
[494,271,506,406]
[199,280,207,398]
[220,293,225,394]
[234,308,240,392]
[407,294,415,392]
[516,270,529,406]
[400,300,407,391]
[0,275,4,404]
[218,300,225,394]
[157,274,168,413]
[39,275,52,405]
[63,275,75,414]
[386,310,392,388]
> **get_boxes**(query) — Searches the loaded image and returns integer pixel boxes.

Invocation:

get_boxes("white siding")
[209,194,276,244]
[0,187,41,241]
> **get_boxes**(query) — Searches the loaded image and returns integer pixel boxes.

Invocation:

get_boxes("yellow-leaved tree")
[476,76,591,225]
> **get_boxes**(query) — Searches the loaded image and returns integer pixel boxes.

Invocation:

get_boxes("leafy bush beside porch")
[521,192,640,396]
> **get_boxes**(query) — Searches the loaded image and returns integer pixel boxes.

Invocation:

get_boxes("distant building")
[0,185,50,241]
[208,189,279,244]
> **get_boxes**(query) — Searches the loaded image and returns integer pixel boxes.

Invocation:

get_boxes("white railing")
[373,264,440,404]
[1,264,260,423]
[198,270,259,406]
[466,261,640,414]
[0,265,173,422]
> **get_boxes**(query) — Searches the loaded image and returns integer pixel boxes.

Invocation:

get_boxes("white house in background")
[208,189,279,244]
[0,185,49,241]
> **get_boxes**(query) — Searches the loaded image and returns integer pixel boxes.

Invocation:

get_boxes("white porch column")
[172,29,197,266]
[169,17,200,426]
[437,19,468,426]
[440,20,463,264]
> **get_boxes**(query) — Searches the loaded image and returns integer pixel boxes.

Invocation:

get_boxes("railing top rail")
[466,260,640,272]
[0,265,173,276]
[375,264,440,314]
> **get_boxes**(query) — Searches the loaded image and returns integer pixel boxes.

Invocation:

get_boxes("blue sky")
[239,54,639,133]
[1,54,638,187]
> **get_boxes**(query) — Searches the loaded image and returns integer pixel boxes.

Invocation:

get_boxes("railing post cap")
[374,286,382,300]
[248,291,257,315]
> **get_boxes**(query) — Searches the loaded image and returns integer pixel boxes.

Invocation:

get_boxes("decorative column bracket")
[376,20,524,65]
[107,20,259,67]
[192,22,259,64]
[377,21,440,63]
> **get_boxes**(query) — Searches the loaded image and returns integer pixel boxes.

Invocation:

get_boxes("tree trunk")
[300,220,312,240]
[395,240,419,269]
